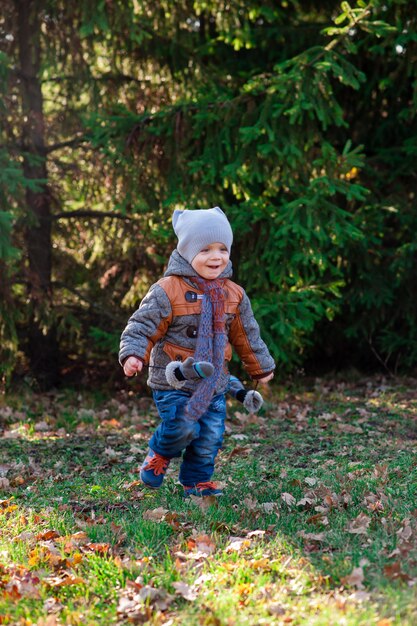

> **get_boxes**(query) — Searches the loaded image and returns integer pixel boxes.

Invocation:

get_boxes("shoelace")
[144,454,169,475]
[184,481,217,491]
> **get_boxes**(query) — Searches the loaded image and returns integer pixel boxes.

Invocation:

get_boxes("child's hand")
[123,356,143,377]
[257,372,274,384]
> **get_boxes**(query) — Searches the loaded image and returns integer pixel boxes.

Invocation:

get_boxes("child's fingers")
[258,372,274,384]
[124,357,142,376]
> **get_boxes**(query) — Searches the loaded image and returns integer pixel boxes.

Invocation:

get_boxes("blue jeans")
[149,388,226,486]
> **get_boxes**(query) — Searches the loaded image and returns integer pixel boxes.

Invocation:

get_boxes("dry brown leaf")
[297,497,315,508]
[172,581,197,601]
[243,496,258,510]
[227,445,252,459]
[245,530,265,539]
[397,521,413,543]
[4,569,41,599]
[267,603,286,616]
[249,558,271,570]
[225,537,251,553]
[0,497,14,508]
[383,562,412,582]
[122,480,142,491]
[84,542,110,554]
[260,502,278,514]
[36,530,60,541]
[281,492,296,507]
[14,531,36,542]
[189,494,219,510]
[342,566,365,589]
[44,571,86,587]
[187,532,216,556]
[297,530,327,542]
[142,507,168,522]
[336,423,363,434]
[43,597,64,614]
[346,513,371,535]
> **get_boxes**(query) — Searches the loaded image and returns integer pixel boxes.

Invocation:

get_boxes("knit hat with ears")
[172,207,233,264]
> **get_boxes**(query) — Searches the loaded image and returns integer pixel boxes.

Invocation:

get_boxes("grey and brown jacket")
[119,250,275,394]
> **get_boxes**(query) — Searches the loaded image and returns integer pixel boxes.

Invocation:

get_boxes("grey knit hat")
[172,207,233,263]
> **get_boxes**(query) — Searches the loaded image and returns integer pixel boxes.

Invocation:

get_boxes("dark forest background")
[1,0,417,390]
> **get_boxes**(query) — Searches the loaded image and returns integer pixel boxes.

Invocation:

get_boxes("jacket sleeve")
[119,284,172,366]
[229,290,275,379]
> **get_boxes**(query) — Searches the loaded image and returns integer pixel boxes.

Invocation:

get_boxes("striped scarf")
[185,277,227,421]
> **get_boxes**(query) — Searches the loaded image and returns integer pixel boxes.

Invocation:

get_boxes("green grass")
[1,376,417,624]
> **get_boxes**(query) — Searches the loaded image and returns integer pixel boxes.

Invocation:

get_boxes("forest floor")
[1,375,417,625]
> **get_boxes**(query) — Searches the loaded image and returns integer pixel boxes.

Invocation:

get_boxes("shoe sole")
[140,474,163,489]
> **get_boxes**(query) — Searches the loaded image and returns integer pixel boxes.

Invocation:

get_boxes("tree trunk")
[16,0,59,389]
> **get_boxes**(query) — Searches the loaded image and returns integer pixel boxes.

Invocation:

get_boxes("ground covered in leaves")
[1,376,417,625]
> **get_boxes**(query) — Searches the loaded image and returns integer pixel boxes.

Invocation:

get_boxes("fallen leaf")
[189,494,219,510]
[243,496,258,510]
[267,603,286,616]
[44,572,86,587]
[281,492,296,507]
[36,530,60,541]
[250,558,271,570]
[227,445,252,459]
[172,581,197,601]
[346,513,371,535]
[122,480,142,491]
[225,537,251,553]
[246,529,266,539]
[101,418,122,429]
[383,562,412,582]
[4,568,41,599]
[342,566,365,589]
[84,542,110,554]
[297,497,315,508]
[336,423,363,434]
[142,507,168,522]
[187,532,216,556]
[43,597,64,614]
[260,502,278,514]
[297,531,327,542]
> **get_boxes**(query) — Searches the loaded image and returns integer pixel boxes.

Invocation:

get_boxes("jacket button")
[186,326,198,338]
[176,355,182,361]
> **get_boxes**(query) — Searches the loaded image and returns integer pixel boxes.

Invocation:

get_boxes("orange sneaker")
[140,449,170,488]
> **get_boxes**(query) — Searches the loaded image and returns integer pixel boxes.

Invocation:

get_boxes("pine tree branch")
[42,73,154,86]
[53,281,125,324]
[45,135,88,154]
[53,210,133,221]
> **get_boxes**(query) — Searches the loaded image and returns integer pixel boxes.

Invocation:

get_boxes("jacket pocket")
[162,340,232,362]
[162,340,194,362]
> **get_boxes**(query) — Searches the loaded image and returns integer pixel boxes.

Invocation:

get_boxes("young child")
[119,207,275,497]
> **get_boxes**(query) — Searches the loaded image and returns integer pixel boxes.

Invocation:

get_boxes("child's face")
[191,242,230,280]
